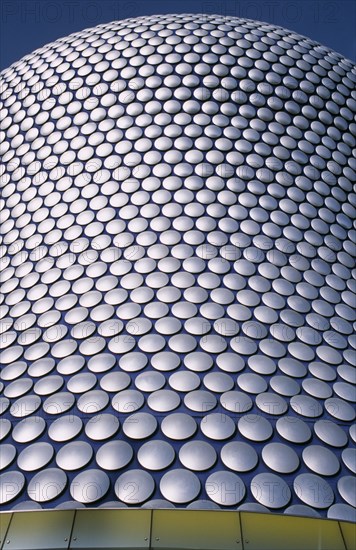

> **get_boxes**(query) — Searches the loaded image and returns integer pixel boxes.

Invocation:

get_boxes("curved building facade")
[0,13,355,525]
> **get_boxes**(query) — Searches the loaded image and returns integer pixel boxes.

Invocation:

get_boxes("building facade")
[0,15,355,528]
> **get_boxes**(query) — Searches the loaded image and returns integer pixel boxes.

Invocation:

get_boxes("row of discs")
[0,441,355,514]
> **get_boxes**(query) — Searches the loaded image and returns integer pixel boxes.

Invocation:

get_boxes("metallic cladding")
[0,14,355,520]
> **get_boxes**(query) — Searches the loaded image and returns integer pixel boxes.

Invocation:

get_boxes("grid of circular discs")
[0,14,355,520]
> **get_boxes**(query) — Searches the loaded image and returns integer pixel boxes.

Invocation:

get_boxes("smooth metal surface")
[48,416,83,443]
[161,414,197,441]
[302,446,340,476]
[115,470,155,505]
[160,470,201,504]
[151,510,241,550]
[251,473,291,509]
[0,512,11,547]
[70,470,110,504]
[4,510,75,549]
[123,413,158,440]
[84,414,120,441]
[338,477,356,508]
[294,474,334,509]
[240,512,347,550]
[138,441,175,471]
[0,509,354,550]
[200,413,236,440]
[56,442,93,471]
[17,443,54,472]
[27,469,67,503]
[71,509,151,549]
[178,441,217,471]
[276,417,312,444]
[95,441,133,471]
[262,443,299,474]
[0,446,16,471]
[220,442,258,473]
[12,417,46,444]
[206,472,245,506]
[238,415,273,442]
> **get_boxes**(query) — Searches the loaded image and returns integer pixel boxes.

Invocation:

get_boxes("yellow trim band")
[0,509,354,549]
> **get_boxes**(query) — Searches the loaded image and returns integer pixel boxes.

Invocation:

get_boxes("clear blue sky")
[0,0,355,70]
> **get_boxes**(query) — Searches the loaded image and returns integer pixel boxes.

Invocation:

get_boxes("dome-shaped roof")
[0,14,355,520]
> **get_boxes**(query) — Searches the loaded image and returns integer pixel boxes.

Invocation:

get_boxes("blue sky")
[0,0,355,70]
